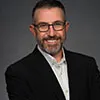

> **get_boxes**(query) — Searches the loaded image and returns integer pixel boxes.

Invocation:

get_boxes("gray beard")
[39,42,63,56]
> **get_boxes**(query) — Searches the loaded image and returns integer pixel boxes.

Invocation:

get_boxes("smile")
[44,39,60,46]
[46,40,57,43]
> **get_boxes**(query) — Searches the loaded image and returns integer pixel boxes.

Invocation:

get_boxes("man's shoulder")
[5,48,42,73]
[64,49,96,63]
[64,49,98,72]
[5,52,32,74]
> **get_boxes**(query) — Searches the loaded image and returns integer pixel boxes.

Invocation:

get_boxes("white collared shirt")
[38,46,70,100]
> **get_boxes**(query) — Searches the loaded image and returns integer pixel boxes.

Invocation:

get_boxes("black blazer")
[5,47,100,100]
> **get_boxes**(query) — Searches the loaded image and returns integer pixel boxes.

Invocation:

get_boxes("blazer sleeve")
[5,65,35,100]
[88,58,100,100]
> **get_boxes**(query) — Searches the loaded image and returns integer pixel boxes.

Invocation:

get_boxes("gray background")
[0,0,100,100]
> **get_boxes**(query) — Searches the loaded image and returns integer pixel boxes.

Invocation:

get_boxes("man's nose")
[48,25,55,36]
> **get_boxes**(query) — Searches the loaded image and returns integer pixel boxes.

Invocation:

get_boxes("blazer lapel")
[31,47,80,100]
[32,47,66,100]
[65,50,80,100]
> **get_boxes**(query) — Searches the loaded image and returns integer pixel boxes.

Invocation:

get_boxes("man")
[5,0,100,100]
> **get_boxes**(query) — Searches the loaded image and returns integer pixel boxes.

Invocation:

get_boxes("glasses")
[33,21,66,32]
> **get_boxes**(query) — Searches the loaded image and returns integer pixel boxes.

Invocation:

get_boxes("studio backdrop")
[0,0,100,100]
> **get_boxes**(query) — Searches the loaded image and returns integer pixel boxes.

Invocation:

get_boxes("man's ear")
[65,22,70,32]
[29,25,36,37]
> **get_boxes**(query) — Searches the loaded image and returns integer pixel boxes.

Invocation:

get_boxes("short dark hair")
[32,0,66,21]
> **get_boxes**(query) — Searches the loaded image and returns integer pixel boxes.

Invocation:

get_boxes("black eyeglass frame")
[32,20,66,32]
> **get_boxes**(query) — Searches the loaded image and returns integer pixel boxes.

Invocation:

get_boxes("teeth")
[47,40,56,43]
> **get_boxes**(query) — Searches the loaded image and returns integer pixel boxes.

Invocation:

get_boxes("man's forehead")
[35,7,63,14]
[33,7,65,22]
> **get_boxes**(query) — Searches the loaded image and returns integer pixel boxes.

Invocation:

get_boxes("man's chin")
[44,46,61,55]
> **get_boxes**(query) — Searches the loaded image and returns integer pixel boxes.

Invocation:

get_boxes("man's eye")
[40,24,47,27]
[55,22,63,25]
[38,23,48,27]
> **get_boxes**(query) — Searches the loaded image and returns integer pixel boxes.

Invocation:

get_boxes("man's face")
[30,7,69,56]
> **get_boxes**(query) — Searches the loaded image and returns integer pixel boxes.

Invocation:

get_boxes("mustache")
[43,36,61,41]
